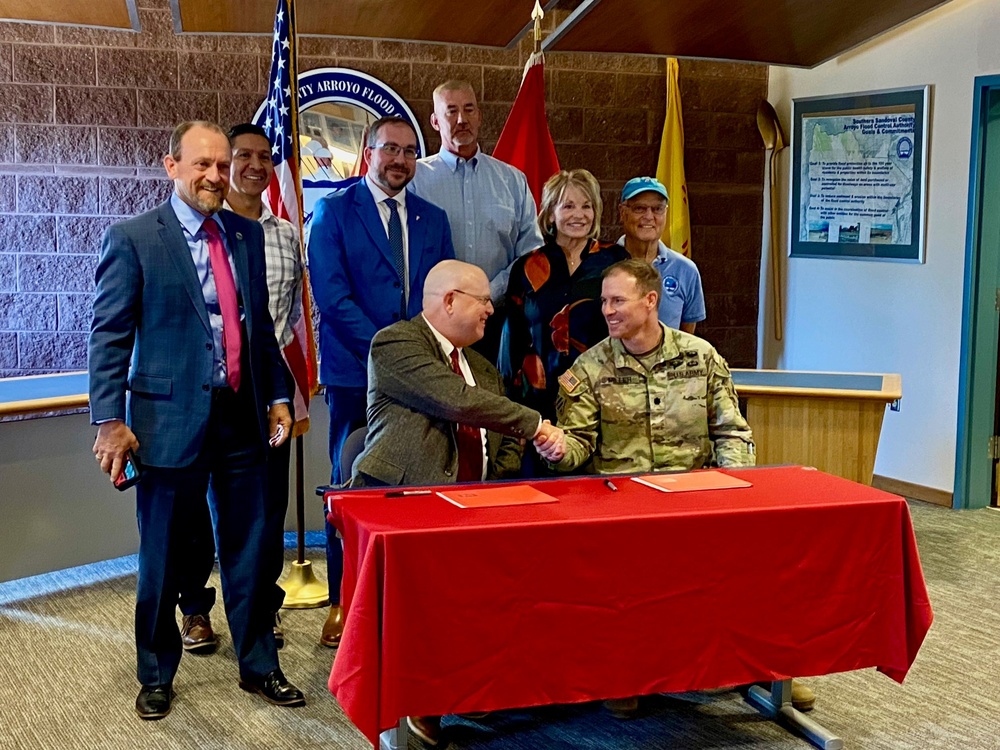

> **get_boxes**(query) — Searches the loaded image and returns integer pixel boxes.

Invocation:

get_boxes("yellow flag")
[656,58,691,257]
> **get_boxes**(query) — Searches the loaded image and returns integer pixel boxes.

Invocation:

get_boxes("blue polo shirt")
[617,236,706,329]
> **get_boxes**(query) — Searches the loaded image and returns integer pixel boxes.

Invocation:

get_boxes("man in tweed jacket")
[351,260,565,487]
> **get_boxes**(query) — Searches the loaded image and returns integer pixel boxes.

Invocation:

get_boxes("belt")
[211,386,236,402]
[206,302,245,318]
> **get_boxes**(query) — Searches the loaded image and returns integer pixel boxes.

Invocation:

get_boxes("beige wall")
[767,0,1000,493]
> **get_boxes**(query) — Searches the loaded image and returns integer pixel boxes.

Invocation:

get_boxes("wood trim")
[872,474,953,508]
[174,0,535,44]
[0,396,89,417]
[0,372,89,418]
[738,387,899,401]
[0,0,135,29]
[541,0,952,68]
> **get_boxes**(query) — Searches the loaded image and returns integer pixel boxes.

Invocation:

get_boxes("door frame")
[954,74,1000,509]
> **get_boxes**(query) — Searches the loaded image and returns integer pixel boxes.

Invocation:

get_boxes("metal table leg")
[745,680,844,750]
[379,718,409,750]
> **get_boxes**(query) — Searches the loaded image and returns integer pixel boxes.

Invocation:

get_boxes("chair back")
[340,425,368,484]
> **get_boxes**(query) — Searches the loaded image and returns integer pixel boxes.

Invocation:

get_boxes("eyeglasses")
[373,142,419,160]
[625,203,667,216]
[452,289,494,307]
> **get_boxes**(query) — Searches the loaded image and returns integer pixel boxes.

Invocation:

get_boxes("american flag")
[262,0,300,227]
[261,0,318,431]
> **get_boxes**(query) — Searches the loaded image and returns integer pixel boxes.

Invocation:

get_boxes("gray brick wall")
[0,9,765,375]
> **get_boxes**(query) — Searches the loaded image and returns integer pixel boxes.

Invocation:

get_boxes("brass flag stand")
[274,0,327,609]
[280,436,329,608]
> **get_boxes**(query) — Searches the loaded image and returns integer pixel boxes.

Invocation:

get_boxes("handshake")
[533,419,566,463]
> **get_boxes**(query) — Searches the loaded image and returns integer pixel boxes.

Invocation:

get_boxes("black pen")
[604,479,618,492]
[385,489,433,497]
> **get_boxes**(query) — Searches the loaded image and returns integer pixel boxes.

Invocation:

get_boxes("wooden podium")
[730,370,902,485]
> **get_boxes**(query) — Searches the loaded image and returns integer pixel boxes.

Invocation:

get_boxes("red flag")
[493,52,560,210]
[260,0,318,436]
[350,125,370,177]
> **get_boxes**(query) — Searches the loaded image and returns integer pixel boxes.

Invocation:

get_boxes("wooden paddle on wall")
[757,100,788,341]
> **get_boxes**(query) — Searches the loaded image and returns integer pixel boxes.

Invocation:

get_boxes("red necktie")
[202,219,241,392]
[449,348,484,482]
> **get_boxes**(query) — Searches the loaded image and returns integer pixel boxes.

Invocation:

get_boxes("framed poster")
[790,86,929,262]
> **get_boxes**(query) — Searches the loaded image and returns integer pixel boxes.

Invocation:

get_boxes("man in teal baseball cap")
[617,176,705,334]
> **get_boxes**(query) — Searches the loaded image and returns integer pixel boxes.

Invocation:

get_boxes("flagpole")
[493,0,561,210]
[532,0,542,55]
[279,0,329,609]
[285,0,305,239]
[283,0,321,419]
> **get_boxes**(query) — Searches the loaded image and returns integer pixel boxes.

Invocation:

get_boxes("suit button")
[202,384,210,391]
[206,343,213,350]
[393,281,401,289]
[392,313,399,320]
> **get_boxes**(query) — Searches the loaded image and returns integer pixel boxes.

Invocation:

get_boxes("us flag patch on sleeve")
[558,369,582,393]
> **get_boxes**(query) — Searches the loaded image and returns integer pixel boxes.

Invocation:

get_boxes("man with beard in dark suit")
[89,121,304,719]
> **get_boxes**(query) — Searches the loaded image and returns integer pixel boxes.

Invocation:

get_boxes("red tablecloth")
[325,466,933,744]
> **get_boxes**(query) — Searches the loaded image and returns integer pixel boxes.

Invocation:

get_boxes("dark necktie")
[386,198,406,316]
[449,348,484,482]
[202,219,241,392]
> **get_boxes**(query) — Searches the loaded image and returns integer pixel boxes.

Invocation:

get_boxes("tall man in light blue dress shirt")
[410,79,543,362]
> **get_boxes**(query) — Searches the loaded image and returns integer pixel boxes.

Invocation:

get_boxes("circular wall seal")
[253,67,424,241]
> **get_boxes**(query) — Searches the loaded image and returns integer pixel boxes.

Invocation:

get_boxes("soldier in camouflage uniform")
[550,259,817,715]
[551,259,754,474]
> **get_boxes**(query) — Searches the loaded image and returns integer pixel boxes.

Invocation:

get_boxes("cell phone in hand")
[269,424,285,448]
[114,449,143,491]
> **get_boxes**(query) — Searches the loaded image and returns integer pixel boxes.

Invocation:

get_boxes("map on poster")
[798,109,916,246]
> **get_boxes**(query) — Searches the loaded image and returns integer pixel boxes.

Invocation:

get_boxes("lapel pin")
[415,215,421,221]
[235,232,243,240]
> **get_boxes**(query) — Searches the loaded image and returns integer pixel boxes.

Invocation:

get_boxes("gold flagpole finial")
[532,0,543,53]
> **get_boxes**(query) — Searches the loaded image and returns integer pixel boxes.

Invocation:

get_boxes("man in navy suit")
[89,121,304,719]
[307,115,455,647]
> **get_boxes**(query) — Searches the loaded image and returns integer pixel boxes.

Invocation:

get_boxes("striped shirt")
[225,201,303,348]
[410,147,543,302]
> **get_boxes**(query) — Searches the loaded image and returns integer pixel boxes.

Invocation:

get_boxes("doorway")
[955,76,1000,509]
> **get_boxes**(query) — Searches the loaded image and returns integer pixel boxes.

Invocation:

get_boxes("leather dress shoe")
[135,684,173,720]
[747,679,816,711]
[406,715,441,747]
[273,612,285,650]
[181,613,217,654]
[320,604,344,648]
[239,669,305,707]
[603,696,639,719]
[791,680,816,711]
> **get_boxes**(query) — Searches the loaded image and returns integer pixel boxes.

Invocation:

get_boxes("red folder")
[631,470,752,493]
[436,484,559,509]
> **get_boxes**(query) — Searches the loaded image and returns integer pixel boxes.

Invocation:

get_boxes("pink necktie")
[202,219,241,392]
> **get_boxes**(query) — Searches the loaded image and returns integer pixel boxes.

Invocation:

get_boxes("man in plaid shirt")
[174,123,302,656]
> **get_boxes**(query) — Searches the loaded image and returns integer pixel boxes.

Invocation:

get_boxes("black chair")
[339,425,368,485]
